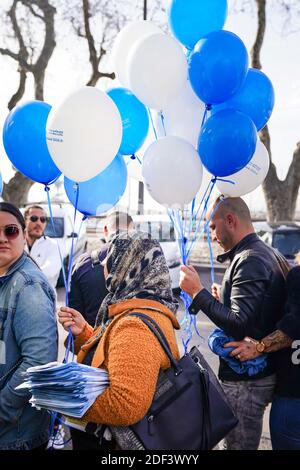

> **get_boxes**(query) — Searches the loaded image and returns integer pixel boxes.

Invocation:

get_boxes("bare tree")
[62,0,165,87]
[61,0,122,86]
[1,0,164,206]
[0,0,56,206]
[235,0,300,221]
[61,0,165,215]
[0,0,56,106]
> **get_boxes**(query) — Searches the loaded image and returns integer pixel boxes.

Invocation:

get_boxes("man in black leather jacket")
[179,196,288,450]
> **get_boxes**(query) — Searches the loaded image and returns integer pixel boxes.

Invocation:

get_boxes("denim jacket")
[0,253,58,450]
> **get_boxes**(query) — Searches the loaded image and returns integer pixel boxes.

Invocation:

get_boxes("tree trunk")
[1,0,57,207]
[8,67,27,110]
[33,69,45,100]
[252,0,300,221]
[2,173,35,207]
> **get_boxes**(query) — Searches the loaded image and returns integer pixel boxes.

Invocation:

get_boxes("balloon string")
[44,185,67,289]
[160,111,167,137]
[216,177,236,185]
[63,183,79,364]
[168,207,203,352]
[202,194,228,289]
[44,185,74,364]
[135,154,142,165]
[186,178,216,261]
[65,183,79,306]
[148,108,158,141]
[200,103,212,130]
[185,48,193,61]
[206,224,215,285]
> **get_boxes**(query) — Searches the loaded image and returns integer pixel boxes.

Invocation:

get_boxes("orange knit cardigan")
[74,298,180,427]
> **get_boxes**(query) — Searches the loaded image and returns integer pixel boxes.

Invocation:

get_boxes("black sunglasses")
[28,215,47,223]
[0,225,21,240]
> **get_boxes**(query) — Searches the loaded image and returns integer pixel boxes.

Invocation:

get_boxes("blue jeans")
[270,396,300,450]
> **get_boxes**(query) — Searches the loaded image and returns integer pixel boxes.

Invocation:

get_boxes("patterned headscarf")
[95,231,178,327]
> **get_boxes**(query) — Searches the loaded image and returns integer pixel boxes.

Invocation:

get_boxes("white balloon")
[156,80,206,147]
[216,140,270,197]
[142,136,203,207]
[128,33,188,110]
[111,21,161,87]
[46,87,122,182]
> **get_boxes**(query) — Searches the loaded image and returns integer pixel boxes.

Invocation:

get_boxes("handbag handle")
[127,313,182,375]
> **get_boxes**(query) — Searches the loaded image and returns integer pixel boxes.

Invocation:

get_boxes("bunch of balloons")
[110,0,274,204]
[1,0,275,218]
[168,0,273,197]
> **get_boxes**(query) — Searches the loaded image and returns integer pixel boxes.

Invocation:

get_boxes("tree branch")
[86,70,115,87]
[81,0,115,86]
[30,0,56,100]
[8,67,27,110]
[251,0,266,70]
[0,47,22,62]
[21,1,44,20]
[82,0,98,72]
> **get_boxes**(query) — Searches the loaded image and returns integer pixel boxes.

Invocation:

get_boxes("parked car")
[253,221,300,266]
[133,214,181,293]
[23,203,88,287]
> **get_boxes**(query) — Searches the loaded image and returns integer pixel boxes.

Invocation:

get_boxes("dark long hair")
[0,202,26,231]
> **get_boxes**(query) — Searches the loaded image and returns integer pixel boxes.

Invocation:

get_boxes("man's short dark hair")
[24,205,47,219]
[213,195,252,224]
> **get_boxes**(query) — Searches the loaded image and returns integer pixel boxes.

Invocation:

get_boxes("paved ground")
[56,263,272,450]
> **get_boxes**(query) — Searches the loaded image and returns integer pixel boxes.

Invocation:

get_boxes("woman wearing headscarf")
[59,231,180,449]
[0,202,57,450]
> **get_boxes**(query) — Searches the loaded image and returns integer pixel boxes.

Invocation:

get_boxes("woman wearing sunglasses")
[0,202,58,450]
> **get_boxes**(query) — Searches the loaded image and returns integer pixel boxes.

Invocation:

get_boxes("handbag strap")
[128,312,212,449]
[127,313,182,375]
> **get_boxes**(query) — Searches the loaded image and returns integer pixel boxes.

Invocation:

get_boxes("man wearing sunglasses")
[24,205,61,290]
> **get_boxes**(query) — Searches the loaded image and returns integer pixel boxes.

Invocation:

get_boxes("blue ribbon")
[44,186,67,289]
[160,111,167,137]
[148,108,158,141]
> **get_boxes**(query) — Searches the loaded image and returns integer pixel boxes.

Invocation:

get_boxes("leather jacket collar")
[217,233,260,264]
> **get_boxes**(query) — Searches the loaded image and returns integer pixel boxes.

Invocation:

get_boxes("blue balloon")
[212,68,275,131]
[107,88,149,155]
[0,172,3,197]
[64,154,127,216]
[2,101,61,185]
[198,110,257,177]
[168,0,228,50]
[189,31,249,105]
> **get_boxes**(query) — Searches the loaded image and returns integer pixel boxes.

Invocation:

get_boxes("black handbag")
[124,313,238,450]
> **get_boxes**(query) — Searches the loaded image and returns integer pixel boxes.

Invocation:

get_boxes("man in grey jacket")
[180,196,288,450]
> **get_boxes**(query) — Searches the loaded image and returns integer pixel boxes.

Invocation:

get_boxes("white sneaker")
[47,425,66,450]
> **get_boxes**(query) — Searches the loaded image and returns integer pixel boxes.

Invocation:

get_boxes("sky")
[0,0,299,215]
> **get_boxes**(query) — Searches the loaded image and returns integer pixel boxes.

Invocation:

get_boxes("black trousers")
[70,428,116,451]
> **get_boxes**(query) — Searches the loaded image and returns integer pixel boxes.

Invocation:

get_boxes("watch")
[256,341,266,353]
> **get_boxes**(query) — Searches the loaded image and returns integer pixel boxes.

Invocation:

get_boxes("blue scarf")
[208,329,267,376]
